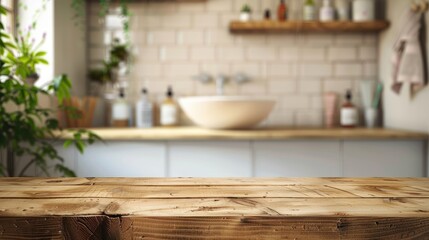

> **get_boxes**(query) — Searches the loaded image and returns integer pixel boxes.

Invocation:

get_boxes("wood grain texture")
[1,197,429,217]
[52,127,428,140]
[1,177,429,186]
[0,217,63,239]
[229,20,390,33]
[1,184,429,199]
[1,216,428,239]
[121,217,429,240]
[0,216,119,240]
[1,177,429,239]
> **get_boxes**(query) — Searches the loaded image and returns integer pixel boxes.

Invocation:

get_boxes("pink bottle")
[324,92,338,128]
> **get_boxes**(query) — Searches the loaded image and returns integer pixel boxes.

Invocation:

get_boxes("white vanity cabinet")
[343,140,426,177]
[52,128,427,178]
[254,141,341,177]
[67,139,426,177]
[168,141,252,177]
[76,141,166,177]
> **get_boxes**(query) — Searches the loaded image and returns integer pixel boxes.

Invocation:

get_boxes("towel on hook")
[391,9,426,96]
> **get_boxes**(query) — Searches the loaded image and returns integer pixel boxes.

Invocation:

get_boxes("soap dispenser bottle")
[340,89,358,128]
[112,88,130,127]
[135,88,153,128]
[303,0,316,21]
[320,0,335,22]
[160,86,178,126]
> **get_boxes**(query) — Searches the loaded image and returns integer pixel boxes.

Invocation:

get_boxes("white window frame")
[0,0,16,36]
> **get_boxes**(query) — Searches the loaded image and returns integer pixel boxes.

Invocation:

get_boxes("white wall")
[379,0,429,175]
[379,0,429,132]
[88,0,379,127]
[53,0,87,96]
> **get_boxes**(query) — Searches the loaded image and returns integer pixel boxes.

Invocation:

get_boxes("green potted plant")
[0,6,100,177]
[240,4,252,22]
[72,0,131,42]
[88,38,130,94]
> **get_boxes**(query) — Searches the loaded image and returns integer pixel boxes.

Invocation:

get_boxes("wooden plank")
[123,217,341,239]
[229,20,390,33]
[1,177,429,238]
[1,216,427,239]
[0,217,63,239]
[0,177,92,186]
[0,198,429,217]
[0,216,120,239]
[52,127,428,141]
[121,217,429,240]
[1,177,429,187]
[1,184,429,199]
[61,216,118,240]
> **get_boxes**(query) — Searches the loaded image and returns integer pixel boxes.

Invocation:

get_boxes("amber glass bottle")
[277,0,287,21]
[340,90,358,128]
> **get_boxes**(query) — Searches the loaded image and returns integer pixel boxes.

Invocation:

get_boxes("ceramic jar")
[353,0,375,21]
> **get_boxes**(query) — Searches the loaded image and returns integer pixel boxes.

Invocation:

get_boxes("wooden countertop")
[54,127,428,140]
[0,177,429,239]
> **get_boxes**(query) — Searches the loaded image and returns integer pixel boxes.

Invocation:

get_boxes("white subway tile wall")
[88,0,379,127]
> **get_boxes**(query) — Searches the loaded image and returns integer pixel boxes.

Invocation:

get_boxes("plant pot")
[61,96,98,128]
[26,73,40,86]
[240,12,251,22]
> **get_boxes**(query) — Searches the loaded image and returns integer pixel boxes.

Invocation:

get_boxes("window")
[1,0,15,35]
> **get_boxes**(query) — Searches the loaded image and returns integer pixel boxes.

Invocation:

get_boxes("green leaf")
[55,164,76,177]
[38,59,49,65]
[75,140,85,154]
[63,140,73,148]
[0,6,7,15]
[45,118,59,129]
[52,74,72,104]
[4,42,16,49]
[35,51,47,57]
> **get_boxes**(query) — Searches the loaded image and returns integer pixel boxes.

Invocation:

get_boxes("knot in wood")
[103,202,121,216]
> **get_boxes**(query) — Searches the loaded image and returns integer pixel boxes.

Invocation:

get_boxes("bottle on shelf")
[353,0,375,22]
[340,89,359,128]
[320,0,335,22]
[111,88,130,127]
[160,86,178,127]
[277,0,287,21]
[336,0,351,21]
[264,9,271,20]
[135,88,153,128]
[303,0,317,21]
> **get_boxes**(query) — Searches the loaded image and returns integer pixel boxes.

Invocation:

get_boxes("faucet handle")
[192,72,212,84]
[233,73,250,84]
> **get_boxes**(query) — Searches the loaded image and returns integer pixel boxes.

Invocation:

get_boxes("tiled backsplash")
[88,0,378,127]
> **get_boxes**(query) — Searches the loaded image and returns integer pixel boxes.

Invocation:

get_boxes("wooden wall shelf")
[89,0,205,2]
[229,20,390,33]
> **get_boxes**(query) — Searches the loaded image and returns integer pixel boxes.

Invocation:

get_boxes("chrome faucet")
[193,73,250,96]
[215,74,227,96]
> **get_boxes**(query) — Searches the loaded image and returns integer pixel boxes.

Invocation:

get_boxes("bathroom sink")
[179,96,276,129]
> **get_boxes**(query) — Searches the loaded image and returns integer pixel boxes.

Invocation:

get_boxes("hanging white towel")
[391,9,426,96]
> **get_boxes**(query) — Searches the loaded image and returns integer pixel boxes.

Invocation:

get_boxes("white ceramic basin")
[179,96,276,129]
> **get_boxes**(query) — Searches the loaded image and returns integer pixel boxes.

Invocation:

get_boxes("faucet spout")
[216,75,227,96]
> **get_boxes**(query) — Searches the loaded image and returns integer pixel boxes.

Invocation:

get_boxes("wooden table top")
[1,177,429,239]
[54,127,429,140]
